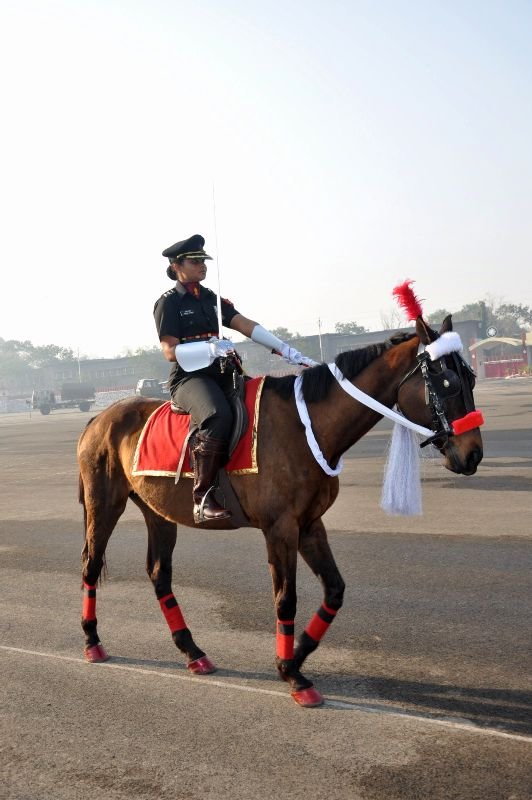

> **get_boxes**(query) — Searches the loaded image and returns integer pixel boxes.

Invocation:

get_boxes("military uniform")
[155,233,247,523]
[153,283,240,441]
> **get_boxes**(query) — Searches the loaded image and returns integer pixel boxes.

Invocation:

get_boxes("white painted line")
[1,644,530,743]
[0,644,290,699]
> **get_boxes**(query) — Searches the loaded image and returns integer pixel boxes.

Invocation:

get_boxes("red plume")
[392,279,424,321]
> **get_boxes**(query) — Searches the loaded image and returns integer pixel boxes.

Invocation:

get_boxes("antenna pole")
[212,185,224,340]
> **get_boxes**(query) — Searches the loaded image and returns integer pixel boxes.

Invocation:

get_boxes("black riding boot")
[191,435,232,524]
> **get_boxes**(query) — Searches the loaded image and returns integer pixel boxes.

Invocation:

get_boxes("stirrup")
[193,486,231,523]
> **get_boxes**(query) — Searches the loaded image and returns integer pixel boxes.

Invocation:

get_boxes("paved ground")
[1,379,531,799]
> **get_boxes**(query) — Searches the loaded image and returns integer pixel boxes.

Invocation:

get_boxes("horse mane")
[264,332,416,403]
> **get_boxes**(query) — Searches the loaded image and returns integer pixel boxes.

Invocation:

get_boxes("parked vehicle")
[31,382,96,415]
[135,378,168,398]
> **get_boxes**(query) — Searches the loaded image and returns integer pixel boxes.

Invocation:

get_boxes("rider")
[154,233,317,524]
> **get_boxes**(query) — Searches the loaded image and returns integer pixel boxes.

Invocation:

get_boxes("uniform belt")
[179,333,216,343]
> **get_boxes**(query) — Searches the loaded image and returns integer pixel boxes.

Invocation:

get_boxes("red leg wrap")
[159,594,187,633]
[82,583,97,621]
[305,603,337,642]
[276,620,295,660]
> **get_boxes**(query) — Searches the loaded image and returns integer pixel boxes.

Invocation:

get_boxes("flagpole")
[212,184,224,340]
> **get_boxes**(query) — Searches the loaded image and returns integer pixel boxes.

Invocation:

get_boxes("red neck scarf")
[183,282,201,299]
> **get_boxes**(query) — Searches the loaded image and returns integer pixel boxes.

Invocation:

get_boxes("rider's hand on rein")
[281,344,319,368]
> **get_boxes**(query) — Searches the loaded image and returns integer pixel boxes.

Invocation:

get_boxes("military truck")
[31,382,96,415]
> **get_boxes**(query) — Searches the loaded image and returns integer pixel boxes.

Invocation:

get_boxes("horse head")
[396,315,484,476]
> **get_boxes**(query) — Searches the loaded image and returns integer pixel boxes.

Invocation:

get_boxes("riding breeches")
[170,373,234,442]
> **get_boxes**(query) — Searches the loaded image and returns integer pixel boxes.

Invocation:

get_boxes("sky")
[1,0,531,358]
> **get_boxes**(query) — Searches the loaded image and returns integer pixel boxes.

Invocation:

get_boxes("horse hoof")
[84,644,109,663]
[291,687,324,707]
[187,656,216,675]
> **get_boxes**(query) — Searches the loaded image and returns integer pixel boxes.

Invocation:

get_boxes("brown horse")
[77,315,483,707]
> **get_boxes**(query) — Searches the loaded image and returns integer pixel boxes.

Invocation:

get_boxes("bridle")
[397,344,482,450]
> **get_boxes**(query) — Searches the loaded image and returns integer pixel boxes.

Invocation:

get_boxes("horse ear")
[415,316,438,344]
[439,314,453,334]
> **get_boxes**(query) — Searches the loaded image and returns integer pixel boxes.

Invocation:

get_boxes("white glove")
[251,325,318,367]
[208,338,235,358]
[280,344,319,368]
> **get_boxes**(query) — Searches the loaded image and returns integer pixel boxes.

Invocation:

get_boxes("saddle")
[170,370,250,457]
[132,375,263,481]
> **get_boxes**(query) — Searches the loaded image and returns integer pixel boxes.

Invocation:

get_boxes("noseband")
[397,344,483,449]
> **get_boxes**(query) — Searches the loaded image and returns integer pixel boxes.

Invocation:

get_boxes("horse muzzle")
[443,437,483,475]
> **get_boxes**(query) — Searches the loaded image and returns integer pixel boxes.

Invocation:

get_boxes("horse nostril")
[468,448,483,471]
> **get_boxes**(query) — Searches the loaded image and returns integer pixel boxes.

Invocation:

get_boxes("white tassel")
[380,417,423,516]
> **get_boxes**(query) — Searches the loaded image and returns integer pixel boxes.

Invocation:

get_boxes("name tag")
[180,309,194,317]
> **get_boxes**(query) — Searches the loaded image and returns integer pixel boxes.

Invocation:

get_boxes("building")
[469,332,531,378]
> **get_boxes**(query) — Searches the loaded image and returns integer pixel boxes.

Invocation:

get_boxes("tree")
[0,337,78,389]
[271,327,298,342]
[427,308,452,325]
[28,344,75,367]
[0,339,31,384]
[426,298,532,337]
[379,308,404,330]
[334,321,368,335]
[497,304,532,329]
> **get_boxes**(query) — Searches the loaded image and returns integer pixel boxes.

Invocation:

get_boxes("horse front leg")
[130,495,216,675]
[265,518,324,708]
[294,517,345,673]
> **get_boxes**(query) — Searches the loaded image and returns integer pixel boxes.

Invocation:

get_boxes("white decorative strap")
[294,362,436,477]
[294,375,343,476]
[328,363,433,437]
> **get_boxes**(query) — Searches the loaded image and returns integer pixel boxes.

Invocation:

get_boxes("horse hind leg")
[129,494,216,675]
[79,467,129,662]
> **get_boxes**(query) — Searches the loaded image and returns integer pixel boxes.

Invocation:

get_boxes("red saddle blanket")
[132,376,265,478]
